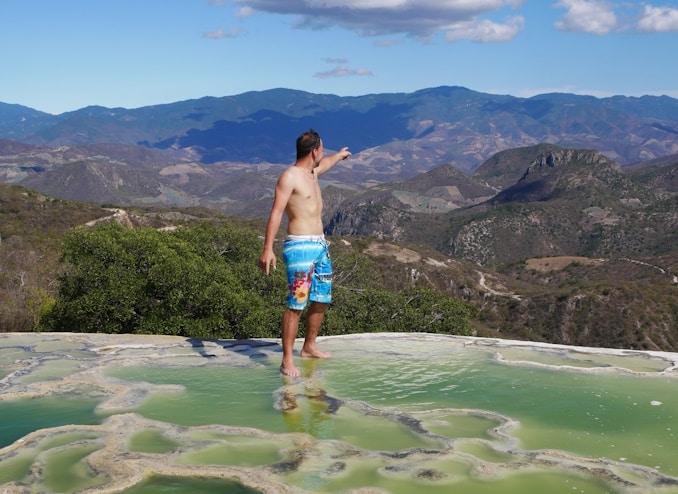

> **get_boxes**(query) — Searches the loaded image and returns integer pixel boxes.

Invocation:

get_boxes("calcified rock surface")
[1,332,678,493]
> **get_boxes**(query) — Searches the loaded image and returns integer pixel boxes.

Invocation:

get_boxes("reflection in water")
[1,332,677,493]
[279,358,336,440]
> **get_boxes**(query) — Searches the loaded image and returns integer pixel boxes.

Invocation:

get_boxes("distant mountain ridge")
[3,86,678,177]
[325,145,678,266]
[2,86,678,267]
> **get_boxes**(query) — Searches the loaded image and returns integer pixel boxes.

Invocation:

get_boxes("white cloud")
[554,0,617,35]
[637,5,678,32]
[445,15,524,42]
[236,6,255,17]
[230,0,525,41]
[314,64,374,79]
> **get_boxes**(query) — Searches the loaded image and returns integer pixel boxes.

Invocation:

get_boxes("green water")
[287,457,616,494]
[17,359,82,383]
[322,349,678,476]
[174,434,285,467]
[129,429,181,454]
[103,350,678,492]
[0,396,102,448]
[3,334,678,493]
[39,442,107,492]
[0,431,102,485]
[122,475,261,493]
[499,347,672,372]
[106,366,288,431]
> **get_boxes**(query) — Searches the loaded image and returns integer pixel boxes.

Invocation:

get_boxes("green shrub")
[40,221,477,340]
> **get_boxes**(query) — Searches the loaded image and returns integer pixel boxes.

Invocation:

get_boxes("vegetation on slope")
[37,221,476,339]
[0,183,476,339]
[0,185,105,330]
[2,140,677,352]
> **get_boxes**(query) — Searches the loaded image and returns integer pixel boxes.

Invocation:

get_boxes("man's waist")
[285,234,325,242]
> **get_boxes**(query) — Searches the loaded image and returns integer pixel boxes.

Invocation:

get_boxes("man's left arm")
[316,147,351,176]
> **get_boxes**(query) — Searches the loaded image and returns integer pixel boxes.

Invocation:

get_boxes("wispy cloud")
[374,38,401,47]
[236,6,256,18]
[323,57,349,64]
[314,59,374,79]
[229,0,525,42]
[202,26,243,39]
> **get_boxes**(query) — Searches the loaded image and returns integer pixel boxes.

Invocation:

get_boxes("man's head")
[296,129,323,162]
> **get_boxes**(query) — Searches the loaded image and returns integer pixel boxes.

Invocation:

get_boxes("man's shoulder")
[278,166,297,182]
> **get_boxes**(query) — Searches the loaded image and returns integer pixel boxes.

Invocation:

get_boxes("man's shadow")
[185,337,280,360]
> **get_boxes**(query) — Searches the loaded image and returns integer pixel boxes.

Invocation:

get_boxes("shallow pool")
[1,332,677,493]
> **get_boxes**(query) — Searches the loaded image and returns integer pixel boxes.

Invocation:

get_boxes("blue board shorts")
[282,235,332,310]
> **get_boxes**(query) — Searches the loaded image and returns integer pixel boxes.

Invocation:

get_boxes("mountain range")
[1,86,677,350]
[3,86,678,174]
[2,86,678,258]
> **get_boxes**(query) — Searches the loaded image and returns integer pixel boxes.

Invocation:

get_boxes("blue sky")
[2,0,678,114]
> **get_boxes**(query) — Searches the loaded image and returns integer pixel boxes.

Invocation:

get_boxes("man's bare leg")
[280,308,302,377]
[301,302,332,359]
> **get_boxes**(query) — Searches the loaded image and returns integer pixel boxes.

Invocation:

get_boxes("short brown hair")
[296,129,321,160]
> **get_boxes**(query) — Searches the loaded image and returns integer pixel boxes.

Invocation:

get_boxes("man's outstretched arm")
[316,147,351,176]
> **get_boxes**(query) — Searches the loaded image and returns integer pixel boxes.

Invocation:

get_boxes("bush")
[40,221,287,338]
[40,221,477,340]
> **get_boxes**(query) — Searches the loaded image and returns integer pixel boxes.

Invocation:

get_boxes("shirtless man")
[259,129,351,377]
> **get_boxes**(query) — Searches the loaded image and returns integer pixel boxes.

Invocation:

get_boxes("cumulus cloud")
[554,0,617,35]
[553,1,678,34]
[445,15,524,42]
[637,5,678,32]
[229,0,525,42]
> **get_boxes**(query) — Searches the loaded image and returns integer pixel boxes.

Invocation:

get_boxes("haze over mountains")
[1,85,678,214]
[3,86,678,171]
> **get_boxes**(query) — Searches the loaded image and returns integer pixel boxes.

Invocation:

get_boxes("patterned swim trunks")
[282,235,332,310]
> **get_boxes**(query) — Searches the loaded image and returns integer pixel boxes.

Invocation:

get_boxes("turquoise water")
[1,333,677,493]
[106,366,289,432]
[0,396,102,448]
[122,475,261,493]
[321,349,678,475]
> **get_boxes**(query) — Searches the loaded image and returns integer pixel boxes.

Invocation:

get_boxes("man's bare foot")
[300,346,332,359]
[280,364,301,378]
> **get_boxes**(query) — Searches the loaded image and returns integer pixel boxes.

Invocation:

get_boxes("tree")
[40,221,477,339]
[40,221,286,338]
